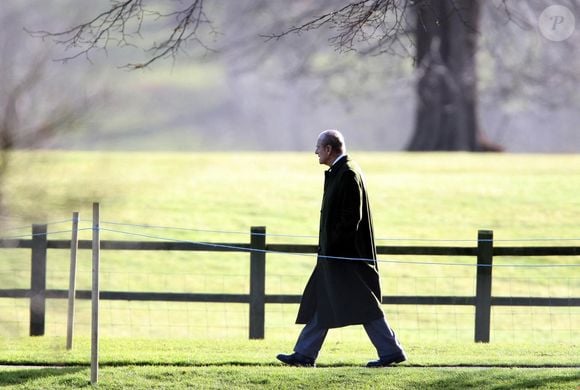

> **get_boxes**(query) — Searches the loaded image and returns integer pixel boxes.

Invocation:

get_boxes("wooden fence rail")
[1,225,579,342]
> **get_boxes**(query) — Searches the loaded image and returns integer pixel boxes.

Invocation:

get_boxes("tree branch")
[263,0,413,56]
[28,0,215,69]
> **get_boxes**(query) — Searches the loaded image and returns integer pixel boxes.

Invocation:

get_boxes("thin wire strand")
[0,228,92,240]
[0,218,76,233]
[100,221,317,239]
[99,227,580,268]
[100,220,580,243]
[1,220,578,267]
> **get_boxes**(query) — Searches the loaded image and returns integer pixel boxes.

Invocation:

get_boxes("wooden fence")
[1,225,579,342]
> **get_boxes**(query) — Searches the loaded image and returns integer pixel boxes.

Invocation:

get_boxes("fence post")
[91,202,101,385]
[30,224,48,336]
[66,212,80,350]
[474,229,493,343]
[249,226,266,339]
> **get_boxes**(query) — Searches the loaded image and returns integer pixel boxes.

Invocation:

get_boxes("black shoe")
[366,353,406,368]
[276,352,316,367]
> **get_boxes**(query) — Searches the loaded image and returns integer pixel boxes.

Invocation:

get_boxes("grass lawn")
[1,151,578,341]
[0,152,578,388]
[3,151,580,240]
[1,365,579,389]
[1,337,578,367]
[0,337,578,389]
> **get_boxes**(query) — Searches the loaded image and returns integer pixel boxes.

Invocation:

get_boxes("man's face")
[315,137,333,166]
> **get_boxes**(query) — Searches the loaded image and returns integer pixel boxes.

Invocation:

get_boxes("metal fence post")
[91,202,101,384]
[30,224,48,336]
[474,229,493,343]
[249,226,266,339]
[66,212,80,350]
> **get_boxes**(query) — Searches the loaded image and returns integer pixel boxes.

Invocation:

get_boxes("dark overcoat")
[296,156,384,328]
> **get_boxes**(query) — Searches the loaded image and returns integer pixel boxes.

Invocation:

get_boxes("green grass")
[0,151,579,388]
[0,338,578,389]
[1,338,578,367]
[3,151,580,240]
[1,366,579,389]
[1,151,578,341]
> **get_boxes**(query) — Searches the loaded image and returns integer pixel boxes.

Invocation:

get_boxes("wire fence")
[0,217,578,344]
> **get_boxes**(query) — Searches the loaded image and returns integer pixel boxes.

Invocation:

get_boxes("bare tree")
[29,0,216,69]
[408,1,484,151]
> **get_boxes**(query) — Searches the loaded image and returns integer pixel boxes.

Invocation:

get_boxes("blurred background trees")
[0,2,103,220]
[2,0,578,155]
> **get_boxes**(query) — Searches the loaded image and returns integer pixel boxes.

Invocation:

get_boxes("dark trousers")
[294,313,405,360]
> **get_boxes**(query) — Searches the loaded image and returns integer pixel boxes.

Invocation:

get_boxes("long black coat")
[296,156,384,328]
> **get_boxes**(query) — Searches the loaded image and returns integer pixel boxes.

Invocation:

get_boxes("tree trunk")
[408,0,484,151]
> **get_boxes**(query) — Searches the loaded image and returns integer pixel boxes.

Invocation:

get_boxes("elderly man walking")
[276,129,406,368]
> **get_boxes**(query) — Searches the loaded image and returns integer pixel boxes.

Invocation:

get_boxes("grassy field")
[2,364,578,389]
[0,151,578,388]
[3,151,580,240]
[0,338,578,389]
[1,152,578,337]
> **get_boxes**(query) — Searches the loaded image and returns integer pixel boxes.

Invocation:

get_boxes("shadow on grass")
[96,361,580,369]
[1,364,578,389]
[426,370,580,390]
[2,360,579,368]
[0,367,85,387]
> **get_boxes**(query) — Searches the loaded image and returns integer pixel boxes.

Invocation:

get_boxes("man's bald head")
[315,129,347,166]
[318,129,346,155]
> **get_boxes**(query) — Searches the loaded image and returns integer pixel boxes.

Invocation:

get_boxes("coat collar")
[326,155,349,176]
